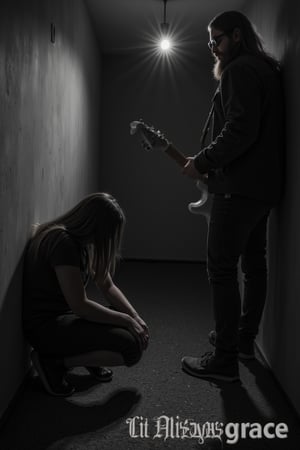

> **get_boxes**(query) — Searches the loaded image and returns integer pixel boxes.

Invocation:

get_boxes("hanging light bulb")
[161,38,171,50]
[159,0,172,52]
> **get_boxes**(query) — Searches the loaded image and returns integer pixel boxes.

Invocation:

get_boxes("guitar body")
[130,119,211,218]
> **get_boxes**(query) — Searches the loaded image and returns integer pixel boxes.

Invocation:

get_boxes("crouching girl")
[23,193,149,396]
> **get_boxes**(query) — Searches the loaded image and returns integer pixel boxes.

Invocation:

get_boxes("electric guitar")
[130,119,211,216]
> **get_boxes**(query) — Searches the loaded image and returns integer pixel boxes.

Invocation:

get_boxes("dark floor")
[0,261,300,450]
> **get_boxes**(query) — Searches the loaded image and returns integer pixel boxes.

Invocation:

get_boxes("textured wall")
[0,0,101,419]
[245,0,300,416]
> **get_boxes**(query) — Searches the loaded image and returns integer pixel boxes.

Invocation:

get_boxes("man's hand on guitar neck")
[182,157,208,183]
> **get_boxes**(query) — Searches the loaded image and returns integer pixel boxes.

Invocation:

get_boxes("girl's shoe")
[85,366,113,382]
[31,351,75,397]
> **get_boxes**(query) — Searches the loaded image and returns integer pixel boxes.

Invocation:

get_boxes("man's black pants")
[207,194,271,355]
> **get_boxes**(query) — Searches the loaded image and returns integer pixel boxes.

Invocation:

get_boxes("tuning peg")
[141,140,151,151]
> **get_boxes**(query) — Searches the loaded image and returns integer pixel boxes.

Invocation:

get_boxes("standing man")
[181,11,284,382]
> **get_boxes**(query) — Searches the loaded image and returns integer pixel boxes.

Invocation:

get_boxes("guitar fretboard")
[164,144,187,167]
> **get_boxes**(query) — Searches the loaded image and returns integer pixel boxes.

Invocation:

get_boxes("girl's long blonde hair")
[28,193,125,281]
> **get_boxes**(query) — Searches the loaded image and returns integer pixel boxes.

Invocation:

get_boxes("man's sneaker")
[208,330,255,360]
[181,351,239,382]
[85,366,113,382]
[31,351,75,397]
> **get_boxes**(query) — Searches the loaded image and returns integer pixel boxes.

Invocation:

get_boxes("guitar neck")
[164,143,187,167]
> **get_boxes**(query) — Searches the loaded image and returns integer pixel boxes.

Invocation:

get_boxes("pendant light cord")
[163,0,167,24]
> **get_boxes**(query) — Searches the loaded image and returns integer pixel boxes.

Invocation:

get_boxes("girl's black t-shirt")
[23,230,81,331]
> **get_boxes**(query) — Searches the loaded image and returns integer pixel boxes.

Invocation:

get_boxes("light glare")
[160,38,171,51]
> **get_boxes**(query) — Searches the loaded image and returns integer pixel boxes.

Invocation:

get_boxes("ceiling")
[85,0,247,54]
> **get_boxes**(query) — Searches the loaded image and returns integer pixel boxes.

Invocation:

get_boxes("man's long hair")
[28,192,125,281]
[208,10,279,70]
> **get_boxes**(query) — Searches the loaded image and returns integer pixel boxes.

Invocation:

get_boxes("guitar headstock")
[130,119,170,152]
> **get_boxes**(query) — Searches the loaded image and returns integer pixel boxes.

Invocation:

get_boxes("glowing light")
[160,38,171,51]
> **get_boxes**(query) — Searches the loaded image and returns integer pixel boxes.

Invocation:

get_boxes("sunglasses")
[208,33,227,50]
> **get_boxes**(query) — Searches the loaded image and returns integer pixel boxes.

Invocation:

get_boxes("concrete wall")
[99,50,215,261]
[0,0,101,419]
[244,0,300,416]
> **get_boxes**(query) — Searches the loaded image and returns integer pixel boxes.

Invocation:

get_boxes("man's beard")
[213,58,224,81]
[212,42,240,80]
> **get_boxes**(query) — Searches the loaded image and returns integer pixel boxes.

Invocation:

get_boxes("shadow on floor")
[0,372,141,450]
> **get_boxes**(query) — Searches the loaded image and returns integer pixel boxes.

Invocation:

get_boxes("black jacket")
[194,54,285,205]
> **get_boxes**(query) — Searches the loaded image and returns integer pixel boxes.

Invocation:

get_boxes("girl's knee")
[123,335,143,367]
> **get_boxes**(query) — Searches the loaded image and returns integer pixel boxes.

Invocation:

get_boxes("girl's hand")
[128,317,149,350]
[134,315,149,336]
